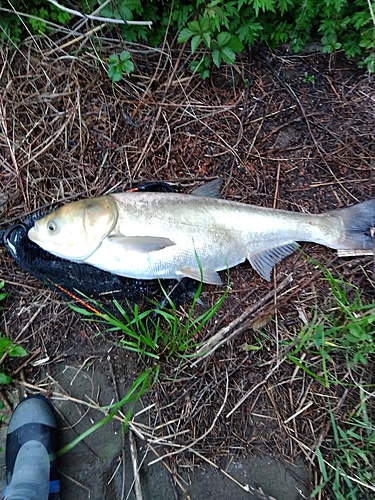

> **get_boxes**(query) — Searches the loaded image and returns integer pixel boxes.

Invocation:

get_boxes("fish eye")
[47,220,58,233]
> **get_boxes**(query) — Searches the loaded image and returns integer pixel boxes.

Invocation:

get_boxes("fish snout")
[27,224,39,243]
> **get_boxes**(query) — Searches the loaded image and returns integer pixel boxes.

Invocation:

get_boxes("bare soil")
[0,31,374,500]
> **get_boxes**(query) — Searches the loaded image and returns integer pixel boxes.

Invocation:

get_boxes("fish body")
[28,181,375,284]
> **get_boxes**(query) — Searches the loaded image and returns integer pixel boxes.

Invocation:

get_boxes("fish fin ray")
[327,199,375,249]
[107,235,175,253]
[249,243,299,281]
[191,179,223,199]
[177,267,222,285]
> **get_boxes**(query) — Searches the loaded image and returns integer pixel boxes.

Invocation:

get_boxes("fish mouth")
[27,225,40,243]
[28,225,58,253]
[27,225,65,258]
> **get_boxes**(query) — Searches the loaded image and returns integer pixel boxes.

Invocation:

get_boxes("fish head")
[28,196,118,260]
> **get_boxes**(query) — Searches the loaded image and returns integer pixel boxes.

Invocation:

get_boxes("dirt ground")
[0,28,374,500]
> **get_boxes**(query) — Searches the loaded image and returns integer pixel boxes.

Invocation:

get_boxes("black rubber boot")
[4,396,60,500]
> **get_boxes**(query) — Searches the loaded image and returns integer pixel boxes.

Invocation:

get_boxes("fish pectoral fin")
[249,242,299,281]
[177,267,223,285]
[107,235,175,253]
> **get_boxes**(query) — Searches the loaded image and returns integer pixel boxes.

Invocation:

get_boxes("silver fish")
[28,180,375,284]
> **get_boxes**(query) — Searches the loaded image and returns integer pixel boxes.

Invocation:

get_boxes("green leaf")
[364,54,375,73]
[120,59,134,74]
[0,373,12,385]
[0,337,12,353]
[278,0,295,15]
[190,58,204,72]
[69,304,95,316]
[118,4,133,20]
[120,50,131,62]
[109,54,119,63]
[172,5,194,29]
[8,345,27,358]
[227,35,243,52]
[187,20,201,33]
[316,446,328,481]
[220,46,236,64]
[217,31,231,47]
[190,58,211,79]
[201,69,211,79]
[202,32,211,48]
[56,10,71,24]
[212,49,221,67]
[178,27,194,43]
[107,51,134,81]
[100,0,140,21]
[252,0,276,16]
[237,20,263,43]
[191,34,202,53]
[197,17,211,33]
[359,36,375,49]
[351,10,371,30]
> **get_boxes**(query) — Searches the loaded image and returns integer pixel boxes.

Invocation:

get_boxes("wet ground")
[0,356,308,499]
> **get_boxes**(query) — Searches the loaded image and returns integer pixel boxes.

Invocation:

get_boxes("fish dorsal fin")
[177,267,223,285]
[107,234,175,253]
[191,179,223,198]
[249,242,299,281]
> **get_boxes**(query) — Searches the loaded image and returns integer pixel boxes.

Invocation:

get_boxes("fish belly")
[84,213,247,282]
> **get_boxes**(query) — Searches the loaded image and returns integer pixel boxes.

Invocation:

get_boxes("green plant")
[71,278,228,362]
[282,268,375,387]
[107,50,135,82]
[2,0,375,73]
[0,282,27,385]
[178,19,243,78]
[322,33,342,53]
[174,0,375,75]
[302,71,315,83]
[96,0,151,42]
[27,0,71,34]
[0,0,71,44]
[312,395,375,499]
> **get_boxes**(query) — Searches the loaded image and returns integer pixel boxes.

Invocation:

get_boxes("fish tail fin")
[330,199,375,250]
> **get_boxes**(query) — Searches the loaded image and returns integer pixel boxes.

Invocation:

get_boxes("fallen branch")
[46,0,153,26]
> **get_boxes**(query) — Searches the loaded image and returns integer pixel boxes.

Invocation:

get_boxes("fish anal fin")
[249,242,299,281]
[178,267,222,285]
[107,235,175,253]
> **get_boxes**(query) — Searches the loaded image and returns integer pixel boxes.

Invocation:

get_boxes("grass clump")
[284,268,374,387]
[313,393,375,499]
[276,267,375,498]
[71,279,228,363]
